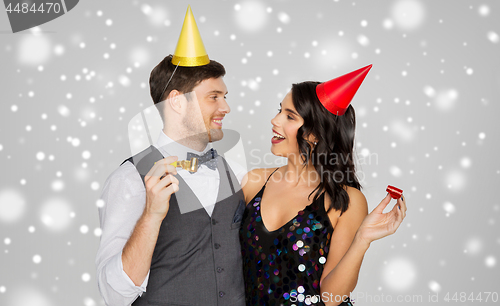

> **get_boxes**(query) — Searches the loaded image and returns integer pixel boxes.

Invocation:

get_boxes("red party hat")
[316,64,372,116]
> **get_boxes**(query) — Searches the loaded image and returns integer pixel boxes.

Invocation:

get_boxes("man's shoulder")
[219,155,247,185]
[103,159,144,192]
[223,157,246,173]
[110,159,140,178]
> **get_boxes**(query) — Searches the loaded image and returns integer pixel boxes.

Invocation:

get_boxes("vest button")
[212,219,217,225]
[219,291,225,297]
[214,243,220,249]
[217,267,223,273]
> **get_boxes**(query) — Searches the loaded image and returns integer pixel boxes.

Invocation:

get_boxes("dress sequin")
[240,169,353,306]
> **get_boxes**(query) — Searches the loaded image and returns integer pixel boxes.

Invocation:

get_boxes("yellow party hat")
[172,5,210,67]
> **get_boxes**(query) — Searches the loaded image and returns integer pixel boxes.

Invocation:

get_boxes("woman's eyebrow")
[285,108,299,116]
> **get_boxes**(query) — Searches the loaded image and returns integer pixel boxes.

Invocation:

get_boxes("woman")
[240,66,407,306]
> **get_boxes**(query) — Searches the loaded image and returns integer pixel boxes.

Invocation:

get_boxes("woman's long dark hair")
[292,81,361,216]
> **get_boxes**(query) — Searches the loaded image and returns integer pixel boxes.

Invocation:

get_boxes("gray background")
[1,0,499,305]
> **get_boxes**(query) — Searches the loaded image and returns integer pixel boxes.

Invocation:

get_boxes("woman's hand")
[355,193,407,245]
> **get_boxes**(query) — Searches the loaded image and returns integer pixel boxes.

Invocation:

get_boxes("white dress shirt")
[95,131,247,306]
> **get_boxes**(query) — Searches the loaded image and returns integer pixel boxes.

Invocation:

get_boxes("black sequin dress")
[240,168,353,306]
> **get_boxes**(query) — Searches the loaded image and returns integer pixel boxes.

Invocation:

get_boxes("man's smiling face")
[188,77,230,143]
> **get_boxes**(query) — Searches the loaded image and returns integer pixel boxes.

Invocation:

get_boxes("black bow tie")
[186,148,218,171]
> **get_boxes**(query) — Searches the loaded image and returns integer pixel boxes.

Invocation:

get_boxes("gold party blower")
[170,158,199,173]
[154,158,199,174]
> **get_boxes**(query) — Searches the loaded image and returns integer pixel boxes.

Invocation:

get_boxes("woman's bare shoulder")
[341,186,368,220]
[345,186,367,203]
[242,167,281,203]
[324,186,368,227]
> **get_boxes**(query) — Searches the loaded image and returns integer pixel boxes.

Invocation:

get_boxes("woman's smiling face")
[270,91,306,157]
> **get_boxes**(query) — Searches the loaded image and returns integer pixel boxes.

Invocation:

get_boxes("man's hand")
[121,156,180,287]
[143,156,180,221]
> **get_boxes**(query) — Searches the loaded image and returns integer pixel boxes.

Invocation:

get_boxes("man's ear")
[167,90,183,114]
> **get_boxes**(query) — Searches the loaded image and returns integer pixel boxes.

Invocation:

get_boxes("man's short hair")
[149,54,226,118]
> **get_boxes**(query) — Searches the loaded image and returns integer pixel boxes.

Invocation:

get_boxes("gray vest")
[124,146,246,306]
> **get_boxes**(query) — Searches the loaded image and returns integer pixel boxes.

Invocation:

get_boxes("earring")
[314,141,317,145]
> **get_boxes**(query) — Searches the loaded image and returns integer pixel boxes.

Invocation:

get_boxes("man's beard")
[181,114,209,142]
[181,114,224,144]
[181,101,224,143]
[208,127,223,143]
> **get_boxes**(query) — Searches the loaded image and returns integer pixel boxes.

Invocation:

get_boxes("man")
[95,6,247,305]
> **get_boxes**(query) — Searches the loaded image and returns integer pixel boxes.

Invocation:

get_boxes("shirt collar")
[155,130,211,160]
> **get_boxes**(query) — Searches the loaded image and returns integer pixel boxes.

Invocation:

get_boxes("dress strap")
[264,167,280,186]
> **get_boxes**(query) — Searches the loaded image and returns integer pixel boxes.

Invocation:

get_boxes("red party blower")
[386,185,403,199]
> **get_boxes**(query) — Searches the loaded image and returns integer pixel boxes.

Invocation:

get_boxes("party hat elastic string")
[158,61,180,103]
